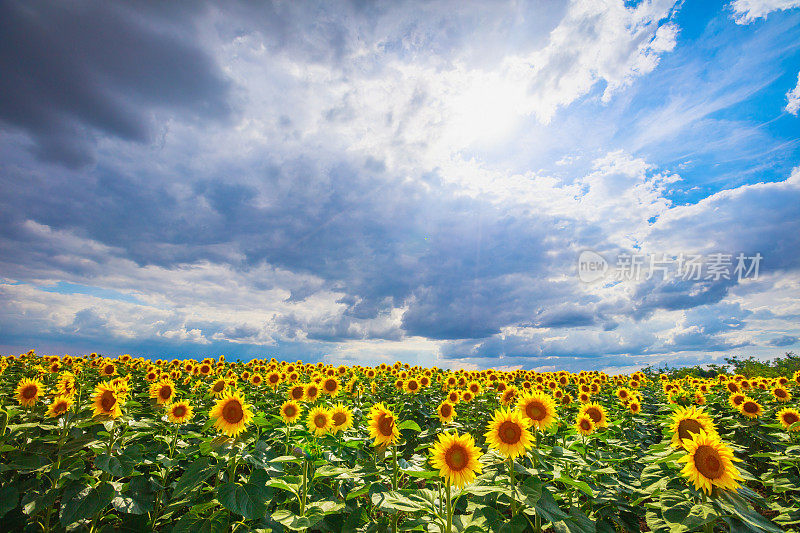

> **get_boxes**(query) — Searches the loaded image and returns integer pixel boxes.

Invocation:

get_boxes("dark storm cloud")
[0,0,230,167]
[769,335,799,347]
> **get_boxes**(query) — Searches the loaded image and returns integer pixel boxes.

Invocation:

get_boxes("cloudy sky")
[1,0,799,372]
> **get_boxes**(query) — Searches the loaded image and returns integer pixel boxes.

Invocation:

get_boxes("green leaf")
[217,471,272,520]
[60,482,114,527]
[313,464,354,479]
[555,475,594,497]
[498,515,529,533]
[173,457,219,499]
[529,487,569,523]
[0,485,19,518]
[659,490,694,525]
[112,476,156,515]
[265,478,300,497]
[272,509,326,531]
[173,510,229,533]
[95,452,137,478]
[398,420,422,432]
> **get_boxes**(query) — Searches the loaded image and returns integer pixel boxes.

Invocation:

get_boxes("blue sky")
[1,0,799,372]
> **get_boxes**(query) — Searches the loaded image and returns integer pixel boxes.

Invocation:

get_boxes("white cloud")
[787,72,800,115]
[730,0,800,24]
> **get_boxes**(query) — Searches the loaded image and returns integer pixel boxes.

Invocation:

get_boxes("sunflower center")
[525,401,546,421]
[173,405,187,418]
[270,375,279,383]
[314,414,328,428]
[677,418,703,441]
[222,400,244,424]
[585,407,601,423]
[498,420,522,444]
[291,387,304,399]
[580,419,592,431]
[441,404,452,417]
[743,401,759,414]
[325,380,336,391]
[21,385,38,399]
[378,413,395,436]
[409,381,418,390]
[54,401,68,413]
[284,405,297,417]
[694,445,723,479]
[732,395,744,406]
[100,390,117,411]
[783,412,799,425]
[160,386,172,400]
[213,381,225,392]
[333,412,347,426]
[444,444,468,471]
[105,365,114,374]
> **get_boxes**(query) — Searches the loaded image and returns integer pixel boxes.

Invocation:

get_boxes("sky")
[1,0,799,373]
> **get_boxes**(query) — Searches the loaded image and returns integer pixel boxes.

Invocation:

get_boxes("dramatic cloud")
[1,0,798,371]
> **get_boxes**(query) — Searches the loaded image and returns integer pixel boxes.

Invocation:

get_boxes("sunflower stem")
[392,443,399,490]
[509,458,517,517]
[300,456,308,515]
[445,481,452,533]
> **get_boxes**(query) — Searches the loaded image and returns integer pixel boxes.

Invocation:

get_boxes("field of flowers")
[0,350,798,532]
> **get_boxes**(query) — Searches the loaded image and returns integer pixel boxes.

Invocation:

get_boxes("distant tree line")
[641,352,800,379]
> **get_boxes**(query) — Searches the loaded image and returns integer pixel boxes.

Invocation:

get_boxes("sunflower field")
[1,351,798,532]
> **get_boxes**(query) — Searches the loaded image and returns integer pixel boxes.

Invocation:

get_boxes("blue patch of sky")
[39,281,144,305]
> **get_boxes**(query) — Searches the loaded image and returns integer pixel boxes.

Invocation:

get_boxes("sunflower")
[578,403,608,429]
[575,414,595,436]
[678,430,743,495]
[628,400,641,414]
[330,404,354,433]
[166,400,194,424]
[307,406,333,436]
[516,391,557,431]
[437,401,456,424]
[46,395,74,418]
[616,388,631,402]
[429,431,483,487]
[149,380,176,405]
[777,407,800,432]
[467,381,482,396]
[484,407,533,459]
[499,386,518,406]
[669,405,718,448]
[728,393,746,409]
[303,383,321,403]
[322,377,340,396]
[578,392,591,404]
[15,378,44,407]
[772,386,791,403]
[447,390,460,404]
[738,397,763,419]
[288,384,305,401]
[209,378,228,398]
[210,390,254,437]
[267,372,281,389]
[280,400,302,423]
[368,403,400,447]
[100,362,117,377]
[92,381,123,419]
[56,372,76,397]
[461,390,474,403]
[404,378,421,394]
